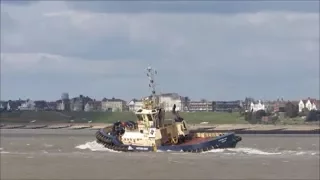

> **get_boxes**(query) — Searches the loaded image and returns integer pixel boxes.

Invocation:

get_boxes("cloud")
[0,1,319,101]
[0,52,148,101]
[65,1,319,13]
[1,53,144,75]
[0,0,37,6]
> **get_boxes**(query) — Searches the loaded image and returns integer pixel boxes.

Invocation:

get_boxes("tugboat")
[96,67,242,152]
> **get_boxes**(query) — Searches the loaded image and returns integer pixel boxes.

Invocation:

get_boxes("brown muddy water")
[1,129,319,180]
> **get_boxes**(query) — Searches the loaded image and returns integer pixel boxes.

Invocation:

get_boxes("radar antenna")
[146,66,158,107]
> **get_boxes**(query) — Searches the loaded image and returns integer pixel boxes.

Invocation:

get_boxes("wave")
[75,141,319,157]
[75,141,121,153]
[0,147,10,154]
[205,147,319,156]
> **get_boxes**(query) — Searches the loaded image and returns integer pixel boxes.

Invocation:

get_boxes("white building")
[299,99,318,112]
[84,102,94,112]
[7,102,11,110]
[298,100,305,112]
[56,101,65,111]
[101,98,126,112]
[312,102,317,110]
[19,100,35,110]
[249,100,266,112]
[159,93,183,112]
[189,101,212,112]
[127,93,184,112]
[128,99,143,112]
[306,99,312,110]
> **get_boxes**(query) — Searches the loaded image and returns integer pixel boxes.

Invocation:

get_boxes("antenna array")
[146,66,158,106]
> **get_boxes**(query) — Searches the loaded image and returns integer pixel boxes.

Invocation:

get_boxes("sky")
[0,1,319,102]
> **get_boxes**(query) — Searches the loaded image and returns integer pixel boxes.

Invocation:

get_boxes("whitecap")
[43,144,53,148]
[75,141,121,153]
[0,151,10,154]
[41,150,49,154]
[225,147,281,155]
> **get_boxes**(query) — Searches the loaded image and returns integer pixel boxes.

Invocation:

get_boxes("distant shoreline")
[1,110,318,125]
[1,122,319,134]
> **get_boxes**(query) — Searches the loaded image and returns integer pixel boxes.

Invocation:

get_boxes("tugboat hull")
[96,128,241,153]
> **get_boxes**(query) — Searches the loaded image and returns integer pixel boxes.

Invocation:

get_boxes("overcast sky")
[1,1,319,101]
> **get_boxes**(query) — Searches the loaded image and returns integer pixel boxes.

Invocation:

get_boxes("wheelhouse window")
[146,114,153,121]
[152,113,157,120]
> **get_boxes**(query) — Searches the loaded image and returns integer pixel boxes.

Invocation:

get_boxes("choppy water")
[1,129,319,179]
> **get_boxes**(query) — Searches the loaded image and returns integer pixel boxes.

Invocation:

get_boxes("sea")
[1,129,319,179]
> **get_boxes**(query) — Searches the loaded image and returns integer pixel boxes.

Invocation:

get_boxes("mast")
[146,66,158,107]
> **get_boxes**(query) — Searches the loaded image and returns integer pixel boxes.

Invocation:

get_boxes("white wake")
[0,147,10,154]
[220,147,282,155]
[75,141,121,153]
[206,147,319,156]
[74,141,319,157]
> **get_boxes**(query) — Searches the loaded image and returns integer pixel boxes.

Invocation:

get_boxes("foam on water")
[0,151,10,154]
[0,147,10,154]
[43,144,54,148]
[74,141,318,157]
[223,148,282,155]
[75,141,121,153]
[205,147,319,156]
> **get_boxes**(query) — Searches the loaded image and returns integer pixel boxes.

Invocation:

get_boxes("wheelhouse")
[135,108,164,129]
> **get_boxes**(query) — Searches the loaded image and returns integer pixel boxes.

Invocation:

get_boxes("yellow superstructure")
[119,97,190,147]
